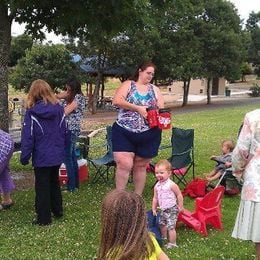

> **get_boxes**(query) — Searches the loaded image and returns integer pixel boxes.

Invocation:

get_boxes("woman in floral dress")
[57,77,86,192]
[232,108,260,258]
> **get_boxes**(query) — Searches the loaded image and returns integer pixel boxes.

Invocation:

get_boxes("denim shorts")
[112,122,162,158]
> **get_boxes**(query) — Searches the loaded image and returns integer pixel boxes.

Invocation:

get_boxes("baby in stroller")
[204,139,235,183]
[204,139,243,194]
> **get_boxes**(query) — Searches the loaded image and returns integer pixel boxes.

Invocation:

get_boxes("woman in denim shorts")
[112,61,164,195]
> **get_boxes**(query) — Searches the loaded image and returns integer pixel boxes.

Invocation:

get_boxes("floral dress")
[61,94,86,137]
[232,109,260,242]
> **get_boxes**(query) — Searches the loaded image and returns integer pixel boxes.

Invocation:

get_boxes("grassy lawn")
[1,103,259,259]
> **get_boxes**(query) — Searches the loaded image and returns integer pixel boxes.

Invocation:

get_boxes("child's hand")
[152,209,157,216]
[225,161,232,168]
[178,205,184,213]
[203,172,209,178]
[233,171,243,181]
[255,147,260,157]
[205,176,211,181]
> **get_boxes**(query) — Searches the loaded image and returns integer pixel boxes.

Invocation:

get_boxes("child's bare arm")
[172,183,184,212]
[205,169,216,178]
[206,171,222,181]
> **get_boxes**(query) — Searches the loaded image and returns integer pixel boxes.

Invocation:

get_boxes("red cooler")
[146,107,158,128]
[158,108,171,130]
[59,159,88,186]
[59,164,68,186]
[78,159,88,182]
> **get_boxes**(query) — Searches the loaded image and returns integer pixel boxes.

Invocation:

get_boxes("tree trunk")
[101,75,105,100]
[0,4,12,132]
[182,78,191,107]
[206,78,211,104]
[91,52,102,114]
[241,74,246,82]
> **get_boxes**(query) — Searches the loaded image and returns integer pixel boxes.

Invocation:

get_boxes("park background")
[1,1,260,259]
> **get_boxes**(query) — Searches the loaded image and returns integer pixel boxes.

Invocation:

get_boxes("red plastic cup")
[146,107,158,128]
[158,108,171,130]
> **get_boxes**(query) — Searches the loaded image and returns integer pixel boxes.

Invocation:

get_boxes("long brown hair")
[129,61,156,82]
[26,79,58,108]
[97,189,154,260]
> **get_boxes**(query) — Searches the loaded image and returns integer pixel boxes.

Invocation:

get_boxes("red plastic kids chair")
[178,186,225,236]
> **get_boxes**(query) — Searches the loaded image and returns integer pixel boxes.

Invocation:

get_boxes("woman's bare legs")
[132,156,151,195]
[114,151,134,190]
[114,152,150,195]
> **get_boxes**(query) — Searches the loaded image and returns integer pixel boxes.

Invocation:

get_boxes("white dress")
[232,109,260,242]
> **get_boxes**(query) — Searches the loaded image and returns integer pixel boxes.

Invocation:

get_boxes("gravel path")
[83,95,260,130]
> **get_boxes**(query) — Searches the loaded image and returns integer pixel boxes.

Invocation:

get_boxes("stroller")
[213,158,243,195]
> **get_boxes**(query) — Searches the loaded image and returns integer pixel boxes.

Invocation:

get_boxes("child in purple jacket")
[0,129,15,210]
[20,79,66,226]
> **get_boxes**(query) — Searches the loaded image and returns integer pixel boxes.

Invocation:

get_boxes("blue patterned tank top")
[116,81,158,133]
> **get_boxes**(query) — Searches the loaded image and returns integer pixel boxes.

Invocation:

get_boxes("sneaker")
[0,201,14,210]
[53,212,63,219]
[165,243,178,249]
[32,220,51,226]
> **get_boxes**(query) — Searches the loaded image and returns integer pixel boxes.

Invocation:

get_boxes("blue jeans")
[65,131,79,191]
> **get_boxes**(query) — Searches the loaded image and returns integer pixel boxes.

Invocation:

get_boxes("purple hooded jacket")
[20,101,66,167]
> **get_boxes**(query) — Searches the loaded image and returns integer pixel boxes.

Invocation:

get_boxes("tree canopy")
[9,34,33,67]
[246,11,260,76]
[0,0,249,130]
[0,0,147,131]
[9,44,80,92]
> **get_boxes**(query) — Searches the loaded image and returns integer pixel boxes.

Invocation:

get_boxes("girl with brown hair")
[98,189,169,260]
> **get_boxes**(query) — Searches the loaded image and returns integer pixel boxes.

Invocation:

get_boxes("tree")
[240,62,253,82]
[246,11,260,31]
[151,0,204,106]
[103,0,204,107]
[198,0,244,104]
[9,34,33,67]
[0,2,12,132]
[246,12,260,77]
[67,2,150,113]
[9,44,80,91]
[0,0,147,131]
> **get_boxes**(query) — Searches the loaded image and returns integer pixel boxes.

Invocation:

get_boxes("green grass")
[2,103,259,259]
